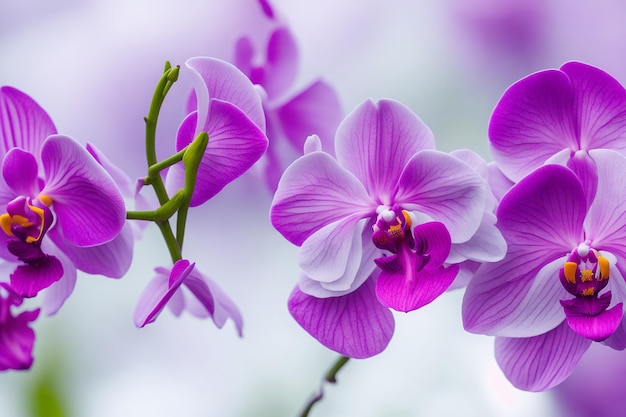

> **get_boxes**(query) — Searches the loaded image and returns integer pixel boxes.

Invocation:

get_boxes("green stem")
[126,190,185,221]
[176,132,208,250]
[298,356,350,417]
[143,146,188,185]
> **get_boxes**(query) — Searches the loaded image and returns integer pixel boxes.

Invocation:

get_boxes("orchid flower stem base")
[298,355,350,417]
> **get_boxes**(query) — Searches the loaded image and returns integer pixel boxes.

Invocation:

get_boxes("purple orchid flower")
[0,282,39,371]
[134,259,243,335]
[463,150,626,391]
[234,22,343,191]
[490,61,626,204]
[166,57,268,207]
[0,86,127,312]
[272,98,502,358]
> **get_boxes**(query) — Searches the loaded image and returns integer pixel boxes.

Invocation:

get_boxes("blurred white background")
[2,0,625,416]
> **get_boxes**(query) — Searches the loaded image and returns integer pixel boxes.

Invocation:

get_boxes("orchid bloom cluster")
[4,1,626,409]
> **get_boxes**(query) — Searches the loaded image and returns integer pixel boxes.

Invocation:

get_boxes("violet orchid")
[490,61,626,204]
[0,86,128,313]
[0,282,39,371]
[463,151,626,391]
[134,259,243,335]
[166,57,268,207]
[272,98,503,358]
[234,22,343,191]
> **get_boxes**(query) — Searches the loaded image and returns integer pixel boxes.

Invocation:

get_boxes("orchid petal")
[133,260,194,328]
[271,151,374,245]
[489,69,578,181]
[495,322,591,391]
[276,80,343,153]
[186,57,266,133]
[447,211,507,264]
[335,99,435,201]
[171,100,268,206]
[395,150,486,243]
[566,150,597,208]
[288,277,394,359]
[486,162,514,202]
[40,135,125,247]
[2,148,39,197]
[602,318,626,350]
[0,286,39,371]
[586,150,626,260]
[262,27,298,99]
[0,86,56,158]
[10,253,63,297]
[48,222,133,278]
[560,61,626,153]
[39,240,77,316]
[562,300,623,342]
[85,143,135,197]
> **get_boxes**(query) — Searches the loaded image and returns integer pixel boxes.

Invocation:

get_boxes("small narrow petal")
[40,135,126,247]
[10,254,63,297]
[335,99,435,202]
[133,260,194,328]
[276,80,343,153]
[489,69,578,181]
[270,151,374,246]
[394,150,487,243]
[495,322,592,391]
[288,277,395,359]
[560,61,626,153]
[186,57,266,133]
[0,86,57,158]
[2,148,39,197]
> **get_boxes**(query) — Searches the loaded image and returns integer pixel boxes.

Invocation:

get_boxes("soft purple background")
[1,0,625,415]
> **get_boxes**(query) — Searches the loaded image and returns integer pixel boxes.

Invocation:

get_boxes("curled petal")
[0,283,40,371]
[41,135,126,247]
[186,56,266,133]
[288,277,394,359]
[495,322,591,391]
[335,99,435,201]
[2,148,39,197]
[134,260,194,328]
[10,252,63,297]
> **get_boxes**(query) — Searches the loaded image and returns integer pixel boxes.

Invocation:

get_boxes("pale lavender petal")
[489,69,578,181]
[2,148,39,197]
[394,150,487,243]
[486,162,514,202]
[495,322,591,391]
[288,277,394,359]
[276,80,343,153]
[586,150,626,259]
[133,260,194,328]
[566,150,597,208]
[172,100,268,206]
[39,240,77,316]
[233,36,255,84]
[464,254,569,337]
[186,57,266,133]
[85,143,135,197]
[262,27,298,99]
[561,61,626,153]
[40,135,126,247]
[48,222,133,278]
[166,289,185,317]
[270,151,375,246]
[451,149,489,179]
[303,135,322,154]
[447,211,507,264]
[602,318,626,350]
[335,99,435,201]
[0,86,56,158]
[10,254,63,297]
[298,216,366,283]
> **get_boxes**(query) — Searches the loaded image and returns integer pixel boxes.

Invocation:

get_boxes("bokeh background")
[1,0,626,416]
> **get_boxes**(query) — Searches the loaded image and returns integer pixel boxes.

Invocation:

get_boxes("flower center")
[371,206,414,253]
[0,195,53,245]
[559,243,609,298]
